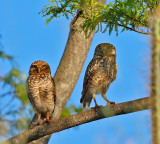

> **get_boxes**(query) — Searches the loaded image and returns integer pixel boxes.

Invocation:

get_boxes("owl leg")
[102,93,115,105]
[35,113,42,125]
[30,113,42,128]
[92,93,99,108]
[46,111,53,122]
[43,111,53,124]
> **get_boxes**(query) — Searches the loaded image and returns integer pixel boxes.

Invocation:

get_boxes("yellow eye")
[42,65,47,68]
[108,47,112,50]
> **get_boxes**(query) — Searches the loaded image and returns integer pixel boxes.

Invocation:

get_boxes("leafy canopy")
[41,0,159,36]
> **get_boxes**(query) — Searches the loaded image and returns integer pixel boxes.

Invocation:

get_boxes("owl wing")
[80,58,108,108]
[38,78,56,105]
[112,63,117,81]
[26,77,36,109]
[81,58,97,99]
[81,58,108,96]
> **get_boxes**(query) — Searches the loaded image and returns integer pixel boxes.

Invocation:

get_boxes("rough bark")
[1,97,151,144]
[53,0,106,119]
[151,4,160,144]
[29,0,106,143]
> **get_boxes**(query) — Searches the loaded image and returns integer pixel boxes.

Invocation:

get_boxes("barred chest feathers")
[27,74,55,115]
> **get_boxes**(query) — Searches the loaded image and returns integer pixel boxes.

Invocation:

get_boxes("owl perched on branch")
[26,60,56,126]
[80,43,117,109]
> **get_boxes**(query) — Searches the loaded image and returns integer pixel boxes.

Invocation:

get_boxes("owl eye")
[108,47,112,50]
[31,65,37,69]
[42,65,47,68]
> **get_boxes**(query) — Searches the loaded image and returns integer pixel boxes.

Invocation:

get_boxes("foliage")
[1,68,28,105]
[41,0,159,36]
[0,69,30,135]
[40,0,79,25]
[0,39,31,137]
[0,51,13,60]
[61,105,83,117]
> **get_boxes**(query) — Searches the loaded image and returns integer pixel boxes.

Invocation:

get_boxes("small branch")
[124,14,148,27]
[0,97,15,112]
[0,91,15,97]
[0,76,4,81]
[117,22,151,35]
[103,20,151,35]
[1,97,151,144]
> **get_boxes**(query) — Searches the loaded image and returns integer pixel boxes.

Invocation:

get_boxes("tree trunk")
[30,0,106,143]
[151,4,160,144]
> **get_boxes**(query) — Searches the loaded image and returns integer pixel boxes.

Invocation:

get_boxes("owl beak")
[37,68,41,73]
[111,50,116,55]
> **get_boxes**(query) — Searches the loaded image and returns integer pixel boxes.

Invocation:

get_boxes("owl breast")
[27,74,55,115]
[87,57,116,95]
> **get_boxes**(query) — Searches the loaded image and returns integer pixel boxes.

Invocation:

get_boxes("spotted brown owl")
[80,43,117,109]
[26,60,56,125]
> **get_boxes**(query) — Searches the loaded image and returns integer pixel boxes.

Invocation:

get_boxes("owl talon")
[107,101,115,106]
[30,121,42,128]
[43,118,53,124]
[47,118,54,123]
[42,119,47,124]
[35,121,42,125]
[94,105,99,111]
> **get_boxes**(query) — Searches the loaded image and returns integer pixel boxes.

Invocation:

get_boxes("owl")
[80,43,117,109]
[26,60,56,126]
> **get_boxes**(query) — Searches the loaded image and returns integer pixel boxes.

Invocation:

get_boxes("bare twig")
[0,91,14,97]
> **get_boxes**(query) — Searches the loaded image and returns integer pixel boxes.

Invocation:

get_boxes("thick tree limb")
[1,97,151,144]
[151,4,160,144]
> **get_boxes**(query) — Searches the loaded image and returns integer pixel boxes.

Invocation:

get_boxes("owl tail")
[80,93,92,109]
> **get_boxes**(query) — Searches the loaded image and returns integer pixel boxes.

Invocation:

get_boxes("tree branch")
[124,13,148,27]
[1,97,151,144]
[103,21,151,35]
[117,22,151,35]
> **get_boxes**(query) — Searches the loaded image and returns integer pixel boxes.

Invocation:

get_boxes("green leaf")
[0,51,13,60]
[61,105,83,117]
[41,0,158,35]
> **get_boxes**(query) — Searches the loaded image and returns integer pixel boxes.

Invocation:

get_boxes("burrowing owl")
[26,60,56,125]
[80,43,117,109]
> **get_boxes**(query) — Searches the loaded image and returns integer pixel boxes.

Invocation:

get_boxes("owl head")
[29,60,51,75]
[94,43,116,58]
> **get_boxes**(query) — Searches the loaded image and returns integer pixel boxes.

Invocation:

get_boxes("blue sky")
[0,0,152,144]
